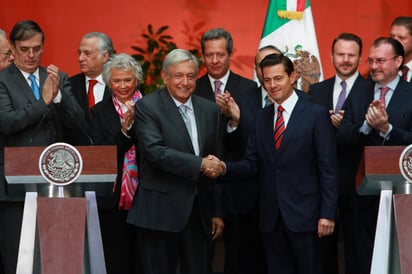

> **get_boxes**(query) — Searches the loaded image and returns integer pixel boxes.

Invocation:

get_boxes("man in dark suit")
[67,32,114,145]
[308,33,371,274]
[0,20,84,274]
[127,49,225,274]
[194,28,265,274]
[337,37,412,274]
[390,16,412,82]
[218,53,339,274]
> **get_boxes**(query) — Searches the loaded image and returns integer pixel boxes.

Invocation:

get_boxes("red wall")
[1,0,411,79]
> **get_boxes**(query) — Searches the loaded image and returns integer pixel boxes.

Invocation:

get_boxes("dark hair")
[201,28,233,55]
[258,45,282,54]
[9,20,44,45]
[332,32,362,56]
[391,16,412,36]
[260,53,294,76]
[372,37,405,68]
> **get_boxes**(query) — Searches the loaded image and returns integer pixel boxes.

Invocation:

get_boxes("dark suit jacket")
[127,88,223,235]
[309,74,371,195]
[67,73,111,145]
[338,79,412,147]
[224,94,339,232]
[90,95,138,209]
[337,79,412,186]
[0,63,84,200]
[195,72,259,215]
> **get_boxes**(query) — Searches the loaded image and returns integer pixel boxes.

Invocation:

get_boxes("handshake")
[201,155,226,179]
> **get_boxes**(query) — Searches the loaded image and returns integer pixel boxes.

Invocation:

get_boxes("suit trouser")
[319,192,357,274]
[98,208,142,274]
[353,195,379,274]
[0,201,24,274]
[137,201,213,274]
[262,217,321,274]
[223,204,267,274]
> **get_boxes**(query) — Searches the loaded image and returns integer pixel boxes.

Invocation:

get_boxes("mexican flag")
[258,0,323,92]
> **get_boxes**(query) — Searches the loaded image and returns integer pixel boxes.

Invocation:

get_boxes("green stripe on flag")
[261,0,311,38]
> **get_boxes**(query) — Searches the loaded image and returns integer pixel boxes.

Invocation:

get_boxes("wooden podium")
[4,146,117,274]
[357,146,412,274]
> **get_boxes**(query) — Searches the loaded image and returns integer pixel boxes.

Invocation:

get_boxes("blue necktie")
[28,74,40,100]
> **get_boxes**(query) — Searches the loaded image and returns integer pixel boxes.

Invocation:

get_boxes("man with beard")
[308,33,371,273]
[337,37,412,274]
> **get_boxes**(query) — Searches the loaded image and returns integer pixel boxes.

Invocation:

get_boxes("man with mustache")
[337,37,412,274]
[308,33,371,274]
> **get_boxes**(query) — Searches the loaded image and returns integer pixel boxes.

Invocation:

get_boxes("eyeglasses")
[365,56,399,65]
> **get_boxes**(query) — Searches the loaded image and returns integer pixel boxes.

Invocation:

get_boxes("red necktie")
[87,79,98,109]
[274,105,285,149]
[379,86,390,108]
[401,65,409,81]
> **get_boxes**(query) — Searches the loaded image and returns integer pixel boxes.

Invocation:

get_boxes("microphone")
[29,113,47,146]
[67,112,94,146]
[381,113,406,146]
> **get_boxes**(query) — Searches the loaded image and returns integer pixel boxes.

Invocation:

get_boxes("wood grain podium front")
[357,146,412,274]
[4,146,116,274]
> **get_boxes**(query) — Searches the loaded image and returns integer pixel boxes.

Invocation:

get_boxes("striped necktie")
[274,105,285,149]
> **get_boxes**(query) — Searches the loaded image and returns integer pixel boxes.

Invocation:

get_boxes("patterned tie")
[264,94,272,107]
[87,79,98,109]
[379,86,390,108]
[178,105,192,139]
[28,74,40,100]
[401,65,409,81]
[214,80,223,96]
[274,105,285,149]
[335,80,347,113]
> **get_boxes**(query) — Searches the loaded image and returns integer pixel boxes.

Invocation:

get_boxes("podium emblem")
[39,143,83,186]
[399,144,412,182]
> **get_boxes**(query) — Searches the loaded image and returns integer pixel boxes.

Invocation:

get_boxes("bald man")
[0,30,13,71]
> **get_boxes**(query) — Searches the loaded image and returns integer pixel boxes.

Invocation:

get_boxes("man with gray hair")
[127,48,225,274]
[0,29,13,71]
[67,32,114,145]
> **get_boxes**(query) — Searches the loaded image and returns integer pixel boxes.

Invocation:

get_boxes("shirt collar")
[335,71,359,91]
[274,90,298,113]
[86,74,104,85]
[18,67,39,81]
[207,70,230,90]
[171,96,194,110]
[375,76,400,92]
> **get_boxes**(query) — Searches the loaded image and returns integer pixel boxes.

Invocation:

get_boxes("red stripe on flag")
[296,0,306,11]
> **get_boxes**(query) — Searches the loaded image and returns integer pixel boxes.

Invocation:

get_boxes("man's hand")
[227,96,240,128]
[42,64,60,105]
[317,218,335,238]
[201,155,225,179]
[329,109,344,128]
[211,217,224,240]
[365,100,389,133]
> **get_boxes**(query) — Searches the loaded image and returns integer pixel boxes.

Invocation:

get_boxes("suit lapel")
[192,96,206,154]
[260,106,276,153]
[161,90,195,153]
[9,64,38,103]
[276,99,305,153]
[386,81,408,123]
